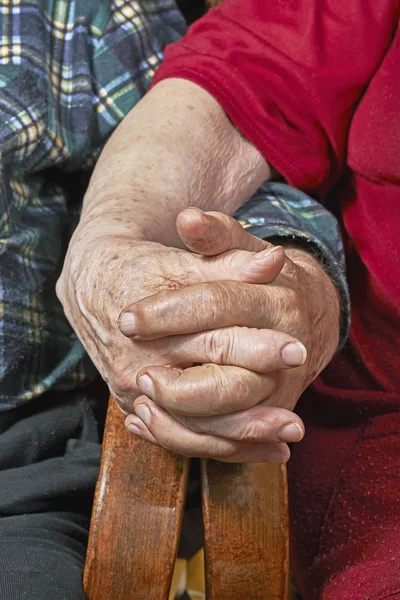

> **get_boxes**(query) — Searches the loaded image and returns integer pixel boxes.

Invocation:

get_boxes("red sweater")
[153,0,400,407]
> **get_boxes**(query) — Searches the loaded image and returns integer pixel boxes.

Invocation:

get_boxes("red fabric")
[290,383,400,599]
[153,0,398,194]
[153,2,400,598]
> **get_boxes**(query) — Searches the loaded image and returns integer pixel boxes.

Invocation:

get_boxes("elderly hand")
[120,210,340,463]
[57,209,306,462]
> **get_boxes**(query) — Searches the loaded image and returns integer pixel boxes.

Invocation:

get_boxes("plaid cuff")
[234,182,350,351]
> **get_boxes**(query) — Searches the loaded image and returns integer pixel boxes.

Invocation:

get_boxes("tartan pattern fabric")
[0,0,185,410]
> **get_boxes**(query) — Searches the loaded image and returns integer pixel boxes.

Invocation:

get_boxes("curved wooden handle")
[84,398,190,600]
[84,397,289,600]
[202,459,289,600]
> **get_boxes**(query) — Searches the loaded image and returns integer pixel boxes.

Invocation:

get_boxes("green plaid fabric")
[0,0,185,410]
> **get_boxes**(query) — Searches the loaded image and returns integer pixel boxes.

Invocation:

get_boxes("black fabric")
[0,391,102,599]
[176,0,205,24]
[178,460,203,560]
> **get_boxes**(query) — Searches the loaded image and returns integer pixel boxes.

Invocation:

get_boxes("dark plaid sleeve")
[0,0,186,410]
[235,183,350,350]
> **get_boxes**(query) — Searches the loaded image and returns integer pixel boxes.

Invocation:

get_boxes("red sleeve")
[152,0,398,195]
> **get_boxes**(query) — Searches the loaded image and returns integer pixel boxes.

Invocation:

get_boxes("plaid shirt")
[0,0,185,410]
[0,0,348,411]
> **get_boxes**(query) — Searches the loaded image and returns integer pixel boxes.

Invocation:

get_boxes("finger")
[222,441,290,464]
[124,396,159,444]
[63,300,142,415]
[194,244,286,285]
[136,364,277,416]
[177,208,269,255]
[126,399,290,463]
[155,327,307,371]
[119,246,286,339]
[178,208,287,283]
[175,404,304,444]
[120,281,297,340]
[107,361,143,415]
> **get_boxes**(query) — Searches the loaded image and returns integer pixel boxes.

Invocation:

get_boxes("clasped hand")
[58,208,339,463]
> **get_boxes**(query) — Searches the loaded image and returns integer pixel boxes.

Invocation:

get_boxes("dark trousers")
[0,392,102,599]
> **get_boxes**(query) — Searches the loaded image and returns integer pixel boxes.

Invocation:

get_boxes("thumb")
[177,208,286,284]
[177,208,269,255]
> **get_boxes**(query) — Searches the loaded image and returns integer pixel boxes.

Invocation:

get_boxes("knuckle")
[227,411,270,443]
[240,418,263,442]
[217,441,247,460]
[130,300,154,331]
[201,282,228,316]
[243,415,276,442]
[204,329,233,364]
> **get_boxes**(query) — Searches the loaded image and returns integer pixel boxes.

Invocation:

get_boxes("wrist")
[80,79,270,247]
[68,214,147,267]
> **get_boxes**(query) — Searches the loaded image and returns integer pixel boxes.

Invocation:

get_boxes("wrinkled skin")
[57,209,339,463]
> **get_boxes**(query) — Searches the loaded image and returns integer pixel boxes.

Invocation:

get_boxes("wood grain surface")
[84,398,190,600]
[201,459,289,600]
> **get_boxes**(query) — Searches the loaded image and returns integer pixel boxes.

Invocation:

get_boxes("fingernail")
[266,451,287,464]
[137,374,154,398]
[252,245,282,261]
[282,342,307,366]
[127,424,142,437]
[135,403,151,426]
[277,422,303,443]
[119,312,136,336]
